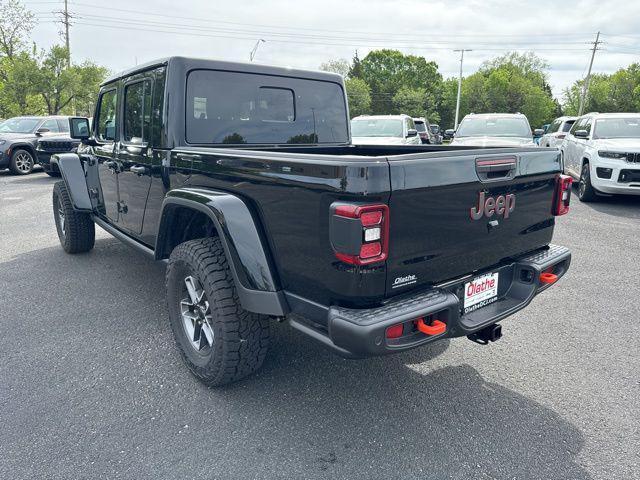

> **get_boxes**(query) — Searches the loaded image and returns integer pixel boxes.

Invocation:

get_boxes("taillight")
[553,174,573,216]
[331,203,389,265]
[557,134,566,140]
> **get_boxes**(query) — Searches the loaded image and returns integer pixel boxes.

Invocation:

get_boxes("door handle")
[129,166,146,175]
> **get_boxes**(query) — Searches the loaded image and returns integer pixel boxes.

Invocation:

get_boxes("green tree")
[392,87,426,118]
[319,58,350,78]
[563,64,640,115]
[0,0,35,59]
[345,77,371,118]
[35,45,107,116]
[456,51,557,128]
[359,49,442,115]
[349,51,363,79]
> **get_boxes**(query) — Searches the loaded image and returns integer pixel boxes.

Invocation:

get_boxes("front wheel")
[53,181,95,253]
[9,149,34,175]
[578,163,598,202]
[166,237,270,386]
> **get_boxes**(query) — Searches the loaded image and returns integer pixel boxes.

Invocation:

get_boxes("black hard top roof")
[101,56,343,86]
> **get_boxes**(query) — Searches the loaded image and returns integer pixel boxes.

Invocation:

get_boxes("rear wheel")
[578,162,598,202]
[52,181,95,253]
[9,149,34,175]
[166,237,270,386]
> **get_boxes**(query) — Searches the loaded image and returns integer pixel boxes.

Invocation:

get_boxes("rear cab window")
[185,70,348,145]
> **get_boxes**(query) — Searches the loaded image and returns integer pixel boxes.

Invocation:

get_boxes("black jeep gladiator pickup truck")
[53,57,572,386]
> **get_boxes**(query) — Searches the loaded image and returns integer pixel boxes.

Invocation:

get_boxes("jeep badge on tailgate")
[470,191,516,220]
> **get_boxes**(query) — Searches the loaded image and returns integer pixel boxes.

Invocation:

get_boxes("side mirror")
[574,129,589,139]
[406,129,418,137]
[69,117,91,141]
[35,127,50,136]
[533,128,545,136]
[445,129,455,137]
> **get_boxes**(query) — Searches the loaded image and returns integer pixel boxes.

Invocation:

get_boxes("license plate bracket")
[463,272,499,314]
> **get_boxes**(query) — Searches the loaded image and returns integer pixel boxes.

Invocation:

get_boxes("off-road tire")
[166,237,270,386]
[52,181,95,253]
[9,149,35,175]
[578,162,598,202]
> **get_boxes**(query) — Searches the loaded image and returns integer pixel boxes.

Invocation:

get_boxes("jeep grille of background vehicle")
[40,141,73,152]
[628,153,640,163]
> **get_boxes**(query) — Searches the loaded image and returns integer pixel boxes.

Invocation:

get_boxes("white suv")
[539,116,577,148]
[351,115,421,145]
[448,113,540,147]
[562,112,640,202]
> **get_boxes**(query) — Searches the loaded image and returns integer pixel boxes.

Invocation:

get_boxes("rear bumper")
[290,244,571,358]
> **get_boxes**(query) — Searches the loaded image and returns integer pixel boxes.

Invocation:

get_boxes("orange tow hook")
[539,272,558,284]
[416,318,446,336]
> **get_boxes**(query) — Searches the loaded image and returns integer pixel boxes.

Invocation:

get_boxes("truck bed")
[158,144,562,315]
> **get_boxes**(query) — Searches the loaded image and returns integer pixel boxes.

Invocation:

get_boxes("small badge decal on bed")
[392,274,417,288]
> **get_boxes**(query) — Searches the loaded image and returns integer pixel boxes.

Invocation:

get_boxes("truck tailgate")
[386,148,562,295]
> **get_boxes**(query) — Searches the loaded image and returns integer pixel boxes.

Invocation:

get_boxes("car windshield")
[593,117,640,139]
[456,117,531,138]
[414,121,426,132]
[0,117,40,134]
[351,118,403,138]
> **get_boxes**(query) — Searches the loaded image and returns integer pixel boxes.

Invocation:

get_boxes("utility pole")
[56,0,73,66]
[578,31,602,117]
[249,39,265,62]
[453,49,472,130]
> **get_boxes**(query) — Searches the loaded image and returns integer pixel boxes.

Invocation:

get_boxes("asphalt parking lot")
[1,170,638,480]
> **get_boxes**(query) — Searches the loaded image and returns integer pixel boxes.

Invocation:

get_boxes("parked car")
[0,116,71,174]
[351,115,421,145]
[447,113,542,147]
[561,112,640,202]
[36,135,82,177]
[539,116,577,149]
[413,117,438,144]
[53,56,571,386]
[430,123,443,144]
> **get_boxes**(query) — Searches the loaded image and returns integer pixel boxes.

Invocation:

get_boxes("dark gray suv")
[0,116,71,175]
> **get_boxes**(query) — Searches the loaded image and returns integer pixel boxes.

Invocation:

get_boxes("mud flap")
[55,153,93,212]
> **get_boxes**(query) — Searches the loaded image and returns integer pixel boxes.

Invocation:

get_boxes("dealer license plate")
[463,272,499,314]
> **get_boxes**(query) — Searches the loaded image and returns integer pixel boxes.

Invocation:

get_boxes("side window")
[548,119,560,133]
[562,120,575,132]
[584,118,593,136]
[41,119,60,133]
[97,89,118,142]
[123,79,153,144]
[569,119,584,135]
[57,118,70,133]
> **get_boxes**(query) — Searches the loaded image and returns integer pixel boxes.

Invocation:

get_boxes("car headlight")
[598,151,628,160]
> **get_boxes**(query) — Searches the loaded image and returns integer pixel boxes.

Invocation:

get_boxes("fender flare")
[156,188,288,317]
[54,153,93,211]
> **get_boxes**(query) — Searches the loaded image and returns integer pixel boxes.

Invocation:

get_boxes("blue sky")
[27,0,640,100]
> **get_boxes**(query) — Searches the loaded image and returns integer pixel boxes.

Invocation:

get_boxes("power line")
[67,2,599,40]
